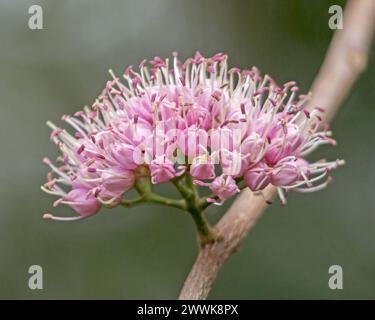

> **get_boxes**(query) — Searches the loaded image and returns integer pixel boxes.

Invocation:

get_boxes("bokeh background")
[0,0,374,299]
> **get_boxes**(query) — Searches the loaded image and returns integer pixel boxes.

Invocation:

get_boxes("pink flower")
[244,162,271,192]
[177,126,209,159]
[150,157,182,184]
[109,143,139,170]
[270,158,308,187]
[42,52,344,220]
[264,125,302,166]
[208,175,239,205]
[64,188,101,217]
[101,167,135,197]
[190,155,215,180]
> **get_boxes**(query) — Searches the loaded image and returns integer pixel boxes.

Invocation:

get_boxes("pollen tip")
[43,213,53,220]
[42,157,51,165]
[46,120,54,128]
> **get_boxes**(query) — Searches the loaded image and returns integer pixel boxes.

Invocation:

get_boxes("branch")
[178,0,375,300]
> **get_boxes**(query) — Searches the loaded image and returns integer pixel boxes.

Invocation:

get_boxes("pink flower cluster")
[42,52,343,220]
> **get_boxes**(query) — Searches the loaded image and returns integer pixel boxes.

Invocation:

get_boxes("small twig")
[178,0,375,300]
[118,167,187,210]
[120,197,145,207]
[119,193,186,210]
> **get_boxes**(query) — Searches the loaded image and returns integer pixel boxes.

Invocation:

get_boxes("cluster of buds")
[42,52,343,223]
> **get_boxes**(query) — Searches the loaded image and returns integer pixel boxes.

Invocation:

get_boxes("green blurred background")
[0,0,374,299]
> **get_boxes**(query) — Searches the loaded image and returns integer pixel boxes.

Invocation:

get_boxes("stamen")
[43,213,86,221]
[295,176,333,193]
[277,187,287,205]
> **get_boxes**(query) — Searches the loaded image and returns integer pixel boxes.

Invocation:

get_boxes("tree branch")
[178,0,375,300]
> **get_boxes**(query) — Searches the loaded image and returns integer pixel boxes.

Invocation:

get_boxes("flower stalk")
[186,206,218,247]
[173,174,218,246]
[111,166,218,247]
